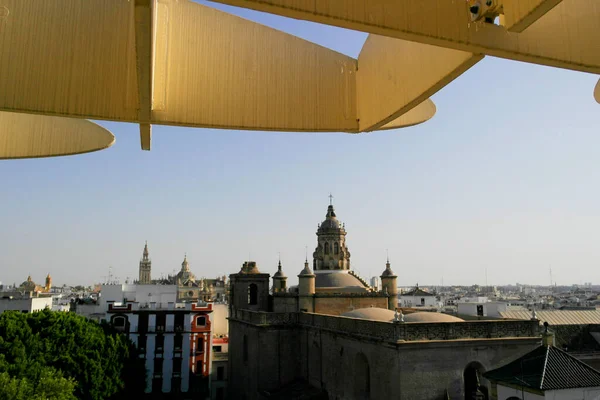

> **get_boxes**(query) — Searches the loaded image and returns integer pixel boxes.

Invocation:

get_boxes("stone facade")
[228,309,541,400]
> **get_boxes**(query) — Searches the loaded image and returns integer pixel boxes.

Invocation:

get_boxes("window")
[174,313,184,331]
[154,358,163,375]
[334,242,339,254]
[174,334,183,350]
[213,345,222,352]
[196,316,206,327]
[248,284,257,305]
[196,360,203,374]
[138,335,147,351]
[155,334,164,352]
[152,377,162,393]
[112,316,126,327]
[171,377,181,393]
[324,242,330,254]
[155,314,166,331]
[138,313,148,333]
[217,366,224,380]
[421,298,425,306]
[477,305,484,316]
[173,358,182,374]
[197,337,204,352]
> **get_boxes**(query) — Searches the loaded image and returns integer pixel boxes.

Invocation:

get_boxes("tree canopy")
[0,310,145,400]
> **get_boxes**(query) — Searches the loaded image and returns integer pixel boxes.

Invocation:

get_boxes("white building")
[74,284,214,396]
[370,276,381,291]
[457,301,508,318]
[0,292,52,313]
[398,285,440,308]
[484,343,600,400]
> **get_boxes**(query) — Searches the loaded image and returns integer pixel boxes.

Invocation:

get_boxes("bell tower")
[312,197,351,271]
[138,241,152,284]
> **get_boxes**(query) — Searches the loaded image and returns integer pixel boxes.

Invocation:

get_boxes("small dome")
[342,308,396,322]
[298,262,314,277]
[273,261,287,279]
[318,205,342,231]
[403,312,464,323]
[381,260,396,278]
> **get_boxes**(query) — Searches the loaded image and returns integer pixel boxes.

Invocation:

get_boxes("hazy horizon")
[1,1,599,288]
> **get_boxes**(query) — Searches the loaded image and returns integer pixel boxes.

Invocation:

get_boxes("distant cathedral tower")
[313,197,351,271]
[45,274,52,292]
[139,241,152,284]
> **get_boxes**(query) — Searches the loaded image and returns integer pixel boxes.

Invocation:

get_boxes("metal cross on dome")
[0,0,597,159]
[329,194,334,206]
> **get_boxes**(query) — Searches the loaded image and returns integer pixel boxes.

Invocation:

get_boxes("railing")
[229,308,298,326]
[231,308,539,342]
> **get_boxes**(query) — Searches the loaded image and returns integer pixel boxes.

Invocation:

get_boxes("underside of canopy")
[0,0,597,157]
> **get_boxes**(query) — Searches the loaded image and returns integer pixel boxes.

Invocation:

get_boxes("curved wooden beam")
[0,112,115,159]
[211,0,600,74]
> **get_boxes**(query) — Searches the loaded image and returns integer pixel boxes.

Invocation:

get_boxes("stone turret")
[45,274,52,292]
[381,257,398,310]
[298,258,315,312]
[272,260,287,293]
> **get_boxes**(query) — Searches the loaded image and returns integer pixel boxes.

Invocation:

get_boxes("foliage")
[0,310,146,400]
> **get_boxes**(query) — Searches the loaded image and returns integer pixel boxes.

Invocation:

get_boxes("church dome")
[315,271,369,293]
[342,307,395,322]
[318,205,342,231]
[403,312,464,323]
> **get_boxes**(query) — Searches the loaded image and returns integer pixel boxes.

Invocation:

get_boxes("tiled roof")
[484,346,600,391]
[500,309,600,325]
[402,288,435,297]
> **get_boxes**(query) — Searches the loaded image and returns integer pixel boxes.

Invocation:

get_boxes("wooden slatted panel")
[357,35,480,131]
[0,112,115,159]
[502,0,563,32]
[378,100,436,131]
[151,0,358,132]
[0,0,138,121]
[212,0,600,74]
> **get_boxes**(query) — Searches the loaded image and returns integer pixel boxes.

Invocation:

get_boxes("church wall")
[229,310,541,400]
[395,339,540,399]
[313,296,389,316]
[272,295,298,312]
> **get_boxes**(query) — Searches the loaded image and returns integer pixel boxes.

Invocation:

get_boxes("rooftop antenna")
[485,268,488,288]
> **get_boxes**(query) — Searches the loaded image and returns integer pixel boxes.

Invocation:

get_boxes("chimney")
[542,321,555,346]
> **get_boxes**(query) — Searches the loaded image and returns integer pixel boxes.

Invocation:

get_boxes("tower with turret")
[138,241,152,284]
[312,197,351,271]
[381,257,398,310]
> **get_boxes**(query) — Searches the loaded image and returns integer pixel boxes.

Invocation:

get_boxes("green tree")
[0,310,146,400]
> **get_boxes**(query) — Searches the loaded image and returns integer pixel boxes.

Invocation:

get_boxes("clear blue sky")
[1,1,599,288]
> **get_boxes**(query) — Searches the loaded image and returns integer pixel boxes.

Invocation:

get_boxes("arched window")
[354,352,370,400]
[112,315,127,329]
[324,242,330,254]
[334,242,339,255]
[464,362,488,400]
[248,284,258,305]
[243,335,248,364]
